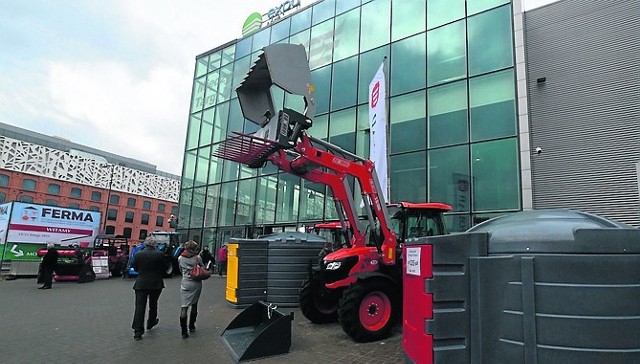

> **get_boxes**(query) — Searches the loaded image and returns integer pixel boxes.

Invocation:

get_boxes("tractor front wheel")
[338,279,398,342]
[299,275,340,324]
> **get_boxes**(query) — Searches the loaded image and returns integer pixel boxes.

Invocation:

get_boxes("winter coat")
[41,248,59,269]
[130,247,165,290]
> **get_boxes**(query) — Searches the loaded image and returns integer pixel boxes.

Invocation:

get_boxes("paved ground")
[0,275,404,363]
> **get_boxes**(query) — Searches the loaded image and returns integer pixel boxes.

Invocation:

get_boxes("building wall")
[525,0,640,225]
[180,0,523,245]
[0,135,180,245]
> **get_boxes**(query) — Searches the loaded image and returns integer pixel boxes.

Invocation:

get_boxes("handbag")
[190,257,211,280]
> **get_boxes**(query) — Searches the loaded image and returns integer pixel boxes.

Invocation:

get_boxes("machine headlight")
[326,261,342,270]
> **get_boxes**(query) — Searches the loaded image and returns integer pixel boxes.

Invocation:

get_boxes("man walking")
[130,238,165,340]
[38,243,58,289]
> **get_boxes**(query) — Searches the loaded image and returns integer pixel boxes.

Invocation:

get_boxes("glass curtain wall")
[179,0,519,241]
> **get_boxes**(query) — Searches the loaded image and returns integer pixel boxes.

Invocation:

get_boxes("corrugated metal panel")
[525,0,640,226]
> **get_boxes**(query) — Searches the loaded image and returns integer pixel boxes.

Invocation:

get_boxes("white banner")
[369,62,388,202]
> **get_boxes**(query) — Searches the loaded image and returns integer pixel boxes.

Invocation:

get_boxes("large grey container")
[405,209,640,363]
[228,239,268,308]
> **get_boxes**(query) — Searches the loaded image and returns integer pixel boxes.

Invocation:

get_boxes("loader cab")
[388,202,452,244]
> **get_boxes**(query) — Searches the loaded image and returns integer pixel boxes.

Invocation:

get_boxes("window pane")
[392,0,425,41]
[70,188,82,198]
[337,0,360,15]
[471,138,520,211]
[0,174,8,187]
[217,64,234,103]
[186,113,201,150]
[68,202,80,209]
[47,184,60,195]
[467,0,510,15]
[212,101,230,144]
[333,8,360,62]
[276,174,300,223]
[221,45,235,67]
[125,211,134,223]
[428,145,470,212]
[427,0,465,29]
[158,204,165,212]
[109,194,119,204]
[311,65,332,114]
[288,29,310,56]
[143,201,152,210]
[256,175,277,224]
[141,213,150,225]
[204,184,220,227]
[236,178,257,226]
[469,69,516,142]
[355,103,370,159]
[312,0,335,25]
[290,7,312,35]
[390,151,426,203]
[123,228,132,239]
[191,76,205,113]
[22,179,36,191]
[182,150,196,189]
[329,108,356,153]
[19,195,34,203]
[251,27,270,53]
[200,109,214,148]
[360,0,390,53]
[91,191,102,202]
[195,55,208,78]
[208,157,224,184]
[308,114,328,140]
[358,45,390,104]
[427,20,466,87]
[391,33,426,95]
[208,50,221,72]
[428,80,468,147]
[90,205,100,212]
[107,209,117,221]
[194,147,210,187]
[309,19,335,70]
[232,56,251,95]
[139,229,148,240]
[45,199,58,206]
[271,17,291,43]
[331,56,358,111]
[468,5,514,76]
[390,91,426,154]
[218,182,238,226]
[300,181,325,221]
[235,37,252,59]
[156,216,165,227]
[127,197,136,207]
[204,72,218,109]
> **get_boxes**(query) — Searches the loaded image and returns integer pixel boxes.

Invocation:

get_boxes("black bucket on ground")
[221,300,294,363]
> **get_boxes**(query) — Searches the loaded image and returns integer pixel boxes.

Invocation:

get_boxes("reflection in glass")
[390,91,426,154]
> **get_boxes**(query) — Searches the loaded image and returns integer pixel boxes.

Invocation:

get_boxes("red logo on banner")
[371,82,380,108]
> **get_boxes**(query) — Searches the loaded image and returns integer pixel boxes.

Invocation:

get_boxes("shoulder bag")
[190,257,211,280]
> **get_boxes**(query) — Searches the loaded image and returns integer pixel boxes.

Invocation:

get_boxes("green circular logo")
[242,12,263,37]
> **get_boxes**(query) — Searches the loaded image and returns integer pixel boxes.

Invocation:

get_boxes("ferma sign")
[242,0,301,37]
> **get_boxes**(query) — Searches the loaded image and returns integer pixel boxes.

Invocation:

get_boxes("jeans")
[132,289,162,334]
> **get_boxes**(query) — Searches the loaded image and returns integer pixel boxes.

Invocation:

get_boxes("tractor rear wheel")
[338,279,398,342]
[299,275,339,323]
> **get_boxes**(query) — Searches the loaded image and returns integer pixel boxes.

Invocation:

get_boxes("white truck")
[0,201,102,279]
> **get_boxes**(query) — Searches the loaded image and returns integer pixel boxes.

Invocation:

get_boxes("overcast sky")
[0,0,558,176]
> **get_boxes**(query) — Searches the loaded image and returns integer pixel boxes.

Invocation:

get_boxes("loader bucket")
[221,301,294,363]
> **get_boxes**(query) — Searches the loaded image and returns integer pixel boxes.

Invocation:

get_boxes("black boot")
[189,310,197,333]
[180,317,189,338]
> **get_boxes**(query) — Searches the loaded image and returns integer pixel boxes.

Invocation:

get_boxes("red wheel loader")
[214,43,451,342]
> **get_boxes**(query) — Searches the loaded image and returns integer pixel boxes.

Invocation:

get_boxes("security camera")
[535,147,543,155]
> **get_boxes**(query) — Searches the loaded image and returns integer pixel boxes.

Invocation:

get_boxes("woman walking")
[178,241,205,338]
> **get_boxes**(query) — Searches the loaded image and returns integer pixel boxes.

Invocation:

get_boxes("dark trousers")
[217,261,227,276]
[132,289,162,334]
[43,267,54,288]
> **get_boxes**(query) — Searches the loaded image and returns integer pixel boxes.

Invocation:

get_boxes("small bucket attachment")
[221,301,294,363]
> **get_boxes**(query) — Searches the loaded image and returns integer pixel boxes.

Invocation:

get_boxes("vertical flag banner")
[369,62,388,202]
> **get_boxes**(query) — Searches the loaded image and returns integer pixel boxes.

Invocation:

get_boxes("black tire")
[111,262,123,277]
[338,278,399,342]
[299,276,340,324]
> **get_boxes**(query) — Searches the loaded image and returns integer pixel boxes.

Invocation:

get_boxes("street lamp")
[100,163,115,233]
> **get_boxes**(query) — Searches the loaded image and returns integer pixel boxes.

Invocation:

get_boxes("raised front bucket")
[221,301,294,363]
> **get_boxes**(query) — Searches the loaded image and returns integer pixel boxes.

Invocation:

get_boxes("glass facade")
[179,0,519,245]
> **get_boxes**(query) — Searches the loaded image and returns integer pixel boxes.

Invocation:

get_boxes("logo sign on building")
[242,0,301,37]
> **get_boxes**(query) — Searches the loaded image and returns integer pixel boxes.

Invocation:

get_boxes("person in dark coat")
[130,237,165,340]
[199,246,213,272]
[39,243,58,289]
